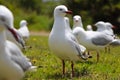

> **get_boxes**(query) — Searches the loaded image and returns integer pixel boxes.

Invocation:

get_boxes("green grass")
[22,35,120,80]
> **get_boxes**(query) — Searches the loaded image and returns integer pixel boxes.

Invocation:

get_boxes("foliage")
[0,0,120,33]
[0,0,61,31]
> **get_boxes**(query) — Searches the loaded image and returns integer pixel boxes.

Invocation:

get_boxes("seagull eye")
[0,17,5,22]
[59,8,63,11]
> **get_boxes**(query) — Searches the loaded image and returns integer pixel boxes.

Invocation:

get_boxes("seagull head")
[73,15,83,28]
[73,15,81,23]
[54,5,72,17]
[94,21,106,30]
[105,22,115,29]
[20,20,27,28]
[0,5,21,43]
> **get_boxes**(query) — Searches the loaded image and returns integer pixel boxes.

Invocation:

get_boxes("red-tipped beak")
[7,28,19,41]
[7,27,25,48]
[65,10,72,14]
[112,25,117,29]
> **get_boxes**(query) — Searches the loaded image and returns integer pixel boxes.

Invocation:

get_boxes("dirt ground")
[30,31,49,36]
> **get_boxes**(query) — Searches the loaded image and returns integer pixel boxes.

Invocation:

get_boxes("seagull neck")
[20,24,26,28]
[0,30,6,49]
[53,16,66,31]
[73,22,83,28]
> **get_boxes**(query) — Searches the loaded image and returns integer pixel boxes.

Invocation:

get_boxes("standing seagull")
[18,20,30,40]
[73,15,92,57]
[95,21,115,53]
[49,5,88,77]
[64,17,72,32]
[73,15,83,29]
[73,21,114,62]
[0,5,36,80]
[96,21,114,37]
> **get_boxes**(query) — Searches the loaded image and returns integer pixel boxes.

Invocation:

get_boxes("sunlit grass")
[22,35,120,80]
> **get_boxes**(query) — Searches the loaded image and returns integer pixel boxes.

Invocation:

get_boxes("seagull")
[96,21,115,37]
[18,20,30,40]
[86,25,93,31]
[105,22,114,36]
[64,17,72,32]
[73,21,114,62]
[0,5,36,80]
[49,5,88,77]
[73,15,92,57]
[95,21,115,53]
[73,15,83,29]
[65,17,86,54]
[104,22,120,47]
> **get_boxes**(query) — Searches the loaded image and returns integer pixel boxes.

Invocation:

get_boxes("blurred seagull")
[73,20,114,62]
[73,15,83,29]
[64,17,72,32]
[18,20,30,40]
[49,5,88,77]
[0,5,36,80]
[73,15,92,58]
[95,21,115,53]
[96,21,115,37]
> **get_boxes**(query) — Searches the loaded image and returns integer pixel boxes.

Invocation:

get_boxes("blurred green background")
[1,0,120,33]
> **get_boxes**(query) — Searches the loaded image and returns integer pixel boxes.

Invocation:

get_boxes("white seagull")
[73,15,83,29]
[104,22,120,47]
[18,20,30,40]
[105,22,114,36]
[73,15,92,57]
[49,5,88,77]
[96,21,114,37]
[95,21,115,53]
[73,21,114,62]
[64,17,72,32]
[0,5,36,80]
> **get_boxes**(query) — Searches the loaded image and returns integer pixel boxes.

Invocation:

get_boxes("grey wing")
[11,55,31,72]
[7,41,29,60]
[69,35,87,60]
[92,34,113,46]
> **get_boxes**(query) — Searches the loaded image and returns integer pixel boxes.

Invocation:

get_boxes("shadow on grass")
[46,66,91,79]
[76,60,95,65]
[46,71,91,79]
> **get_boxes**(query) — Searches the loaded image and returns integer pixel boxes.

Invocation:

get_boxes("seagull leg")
[88,51,92,58]
[105,47,107,53]
[71,61,74,77]
[62,60,65,77]
[96,51,99,62]
[108,46,110,53]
